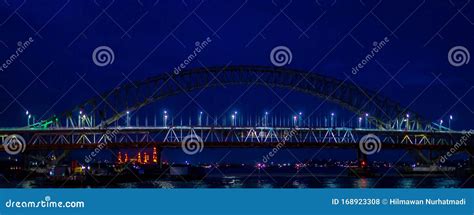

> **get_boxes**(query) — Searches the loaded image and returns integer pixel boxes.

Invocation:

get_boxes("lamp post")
[163,110,168,127]
[330,113,334,127]
[449,115,453,129]
[365,113,369,128]
[406,113,410,130]
[299,112,302,126]
[198,111,203,126]
[25,110,29,126]
[126,111,130,127]
[264,112,269,127]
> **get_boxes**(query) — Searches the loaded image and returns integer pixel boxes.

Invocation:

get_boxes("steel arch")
[38,66,427,129]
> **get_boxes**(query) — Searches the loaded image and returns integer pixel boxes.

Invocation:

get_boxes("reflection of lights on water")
[398,178,415,188]
[354,178,370,188]
[292,180,307,188]
[325,178,340,188]
[433,178,459,188]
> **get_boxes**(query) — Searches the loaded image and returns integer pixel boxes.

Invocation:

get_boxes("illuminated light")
[406,113,410,118]
[361,160,367,167]
[144,152,148,164]
[79,111,82,115]
[118,152,122,164]
[231,114,235,119]
[124,153,129,162]
[28,115,31,119]
[234,111,238,115]
[358,117,362,121]
[200,111,203,115]
[265,112,268,115]
[299,112,302,115]
[440,120,443,124]
[331,113,334,116]
[450,115,453,120]
[137,152,142,164]
[153,147,158,163]
[25,110,29,115]
[126,111,130,114]
[293,116,297,120]
[365,113,369,117]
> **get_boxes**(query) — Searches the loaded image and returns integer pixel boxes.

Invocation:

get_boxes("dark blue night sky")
[0,0,473,163]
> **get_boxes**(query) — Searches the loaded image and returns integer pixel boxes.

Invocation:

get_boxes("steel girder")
[36,66,426,129]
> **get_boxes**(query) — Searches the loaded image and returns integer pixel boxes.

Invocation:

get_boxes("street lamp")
[78,111,83,127]
[126,111,130,127]
[264,112,269,127]
[330,113,334,127]
[198,111,203,126]
[449,115,453,129]
[231,114,236,126]
[365,113,369,128]
[164,115,168,126]
[234,111,238,126]
[406,113,410,130]
[358,117,362,128]
[293,116,297,126]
